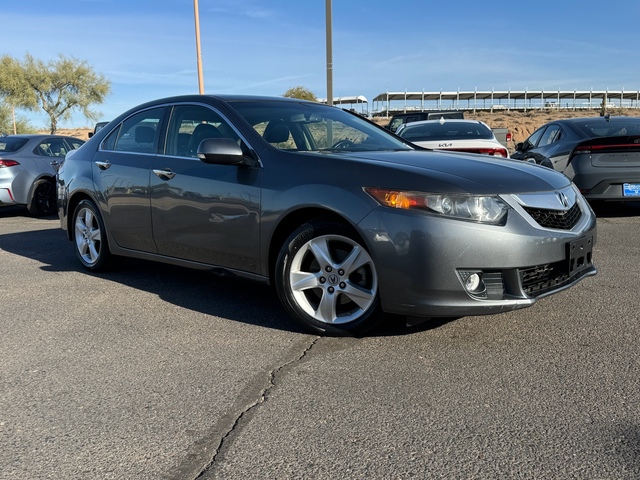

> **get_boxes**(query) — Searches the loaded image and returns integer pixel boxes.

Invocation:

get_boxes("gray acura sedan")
[57,95,597,335]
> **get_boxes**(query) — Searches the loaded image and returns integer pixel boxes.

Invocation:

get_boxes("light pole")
[325,0,333,106]
[194,0,205,94]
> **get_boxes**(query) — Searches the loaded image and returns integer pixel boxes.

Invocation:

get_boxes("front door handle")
[95,160,111,170]
[153,168,176,180]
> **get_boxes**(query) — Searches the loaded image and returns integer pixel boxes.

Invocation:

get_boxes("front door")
[149,104,262,273]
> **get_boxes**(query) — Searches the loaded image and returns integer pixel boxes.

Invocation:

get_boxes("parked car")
[511,116,640,201]
[386,110,464,132]
[87,121,109,138]
[57,95,596,336]
[396,119,509,157]
[0,133,84,216]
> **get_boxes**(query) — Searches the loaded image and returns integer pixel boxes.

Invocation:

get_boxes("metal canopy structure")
[319,95,368,105]
[371,89,640,113]
[318,95,368,113]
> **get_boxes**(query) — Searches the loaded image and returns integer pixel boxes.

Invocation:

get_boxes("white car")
[396,119,509,158]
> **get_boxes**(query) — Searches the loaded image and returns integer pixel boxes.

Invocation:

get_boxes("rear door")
[91,107,166,253]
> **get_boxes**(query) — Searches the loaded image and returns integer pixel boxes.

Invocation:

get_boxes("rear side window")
[102,108,164,153]
[538,124,562,146]
[0,137,29,152]
[34,138,73,157]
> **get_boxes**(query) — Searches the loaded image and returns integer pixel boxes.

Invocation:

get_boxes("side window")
[34,138,70,157]
[539,124,561,146]
[65,139,85,151]
[165,105,238,157]
[105,108,164,153]
[526,126,546,149]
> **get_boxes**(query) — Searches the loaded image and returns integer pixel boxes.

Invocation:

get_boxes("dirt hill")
[53,108,640,146]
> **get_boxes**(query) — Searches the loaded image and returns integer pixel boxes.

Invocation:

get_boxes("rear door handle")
[153,168,176,180]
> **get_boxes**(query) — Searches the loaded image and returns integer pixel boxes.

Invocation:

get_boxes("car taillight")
[491,148,509,158]
[506,132,512,142]
[0,159,20,167]
[574,145,590,153]
[453,148,509,157]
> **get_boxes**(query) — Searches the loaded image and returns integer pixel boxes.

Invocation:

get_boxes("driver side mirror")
[197,138,258,167]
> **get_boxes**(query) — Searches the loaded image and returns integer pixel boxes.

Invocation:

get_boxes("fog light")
[465,273,482,292]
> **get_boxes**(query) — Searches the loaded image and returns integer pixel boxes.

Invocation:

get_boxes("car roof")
[133,94,314,107]
[557,116,640,124]
[1,134,80,139]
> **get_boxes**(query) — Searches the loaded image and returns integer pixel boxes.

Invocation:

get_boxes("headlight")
[365,188,509,224]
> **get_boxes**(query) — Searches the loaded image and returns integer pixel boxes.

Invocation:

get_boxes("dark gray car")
[0,134,84,215]
[57,95,597,335]
[512,116,640,201]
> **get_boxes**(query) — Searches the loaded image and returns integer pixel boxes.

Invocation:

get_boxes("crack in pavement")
[168,337,322,480]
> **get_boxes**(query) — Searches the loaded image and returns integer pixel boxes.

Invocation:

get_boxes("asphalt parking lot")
[1,202,639,479]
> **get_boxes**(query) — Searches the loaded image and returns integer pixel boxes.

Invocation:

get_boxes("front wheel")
[275,221,382,336]
[72,199,113,271]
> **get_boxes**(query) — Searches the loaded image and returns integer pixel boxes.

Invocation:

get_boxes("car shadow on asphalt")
[0,224,437,337]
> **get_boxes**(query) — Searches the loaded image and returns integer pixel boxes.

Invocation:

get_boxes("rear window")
[574,118,640,138]
[399,121,493,142]
[0,137,29,153]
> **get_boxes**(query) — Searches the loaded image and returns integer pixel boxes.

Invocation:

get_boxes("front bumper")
[358,187,597,317]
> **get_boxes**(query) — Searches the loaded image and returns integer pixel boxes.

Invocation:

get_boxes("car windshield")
[574,118,640,138]
[0,136,29,153]
[399,121,494,142]
[229,100,413,152]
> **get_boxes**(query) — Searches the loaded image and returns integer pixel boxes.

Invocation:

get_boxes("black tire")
[72,199,113,271]
[27,179,57,216]
[275,220,382,336]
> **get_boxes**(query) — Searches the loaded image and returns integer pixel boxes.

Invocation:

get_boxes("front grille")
[522,202,581,230]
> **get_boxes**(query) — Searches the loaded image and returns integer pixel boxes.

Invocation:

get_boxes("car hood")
[318,149,571,194]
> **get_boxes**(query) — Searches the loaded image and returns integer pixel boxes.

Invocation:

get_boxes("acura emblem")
[557,192,569,208]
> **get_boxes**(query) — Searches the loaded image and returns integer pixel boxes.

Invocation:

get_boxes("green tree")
[283,86,317,102]
[0,53,111,133]
[0,102,35,134]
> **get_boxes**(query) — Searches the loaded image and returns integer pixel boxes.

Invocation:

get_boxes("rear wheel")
[27,179,56,216]
[275,220,382,336]
[72,199,113,271]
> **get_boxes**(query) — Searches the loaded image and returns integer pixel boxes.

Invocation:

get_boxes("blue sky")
[2,0,639,128]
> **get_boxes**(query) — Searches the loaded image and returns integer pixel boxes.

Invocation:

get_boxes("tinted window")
[399,121,493,142]
[103,108,164,153]
[66,138,85,150]
[526,126,546,148]
[165,105,239,157]
[0,137,29,152]
[34,138,75,157]
[538,124,562,146]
